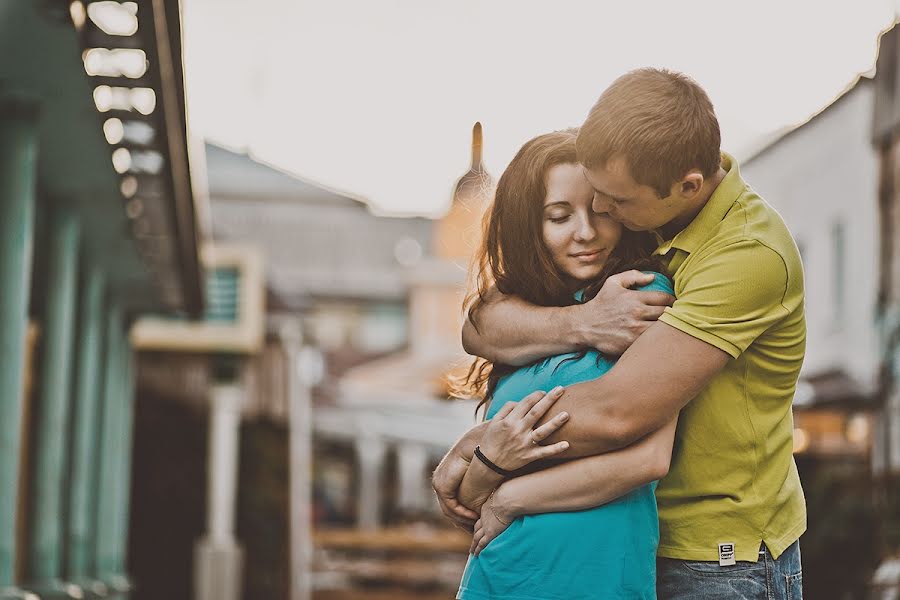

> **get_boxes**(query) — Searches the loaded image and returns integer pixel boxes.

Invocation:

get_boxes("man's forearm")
[431,421,492,529]
[452,421,489,459]
[527,376,652,457]
[531,322,730,457]
[462,293,583,366]
[494,418,676,517]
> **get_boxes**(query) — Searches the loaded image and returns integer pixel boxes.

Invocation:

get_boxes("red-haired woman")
[453,129,678,600]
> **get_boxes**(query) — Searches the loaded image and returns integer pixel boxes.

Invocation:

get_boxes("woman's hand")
[478,387,571,472]
[470,488,516,555]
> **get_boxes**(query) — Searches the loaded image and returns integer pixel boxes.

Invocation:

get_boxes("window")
[831,221,846,321]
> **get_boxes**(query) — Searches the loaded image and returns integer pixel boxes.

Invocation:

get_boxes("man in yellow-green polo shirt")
[433,68,806,599]
[648,151,806,570]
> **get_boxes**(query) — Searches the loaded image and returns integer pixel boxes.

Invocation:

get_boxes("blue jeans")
[657,540,802,599]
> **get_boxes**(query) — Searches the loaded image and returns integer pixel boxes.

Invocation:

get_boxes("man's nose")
[592,193,612,212]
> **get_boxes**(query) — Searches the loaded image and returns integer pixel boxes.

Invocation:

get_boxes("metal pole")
[28,211,80,589]
[65,266,106,587]
[0,97,39,591]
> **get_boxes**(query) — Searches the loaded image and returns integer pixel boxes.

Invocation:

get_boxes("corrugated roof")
[206,143,362,205]
[206,143,434,306]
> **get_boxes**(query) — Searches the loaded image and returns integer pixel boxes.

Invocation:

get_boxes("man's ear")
[678,171,704,198]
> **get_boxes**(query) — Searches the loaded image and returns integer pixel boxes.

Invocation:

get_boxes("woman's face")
[542,163,623,286]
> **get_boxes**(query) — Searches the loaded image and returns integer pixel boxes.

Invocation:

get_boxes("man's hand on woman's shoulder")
[577,270,674,356]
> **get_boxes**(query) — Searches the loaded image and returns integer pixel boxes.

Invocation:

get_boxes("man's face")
[582,157,681,232]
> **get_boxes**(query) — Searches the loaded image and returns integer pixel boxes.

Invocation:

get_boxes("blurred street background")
[4,1,900,599]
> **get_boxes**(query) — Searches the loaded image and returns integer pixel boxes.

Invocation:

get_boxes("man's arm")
[462,271,674,365]
[535,321,729,456]
[533,240,792,456]
[462,289,583,366]
[496,416,676,516]
[469,417,677,555]
[431,422,487,529]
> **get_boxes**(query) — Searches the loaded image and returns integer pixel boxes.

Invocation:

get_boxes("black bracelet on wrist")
[473,445,513,478]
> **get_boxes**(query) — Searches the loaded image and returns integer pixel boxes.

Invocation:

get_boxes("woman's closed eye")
[546,212,571,223]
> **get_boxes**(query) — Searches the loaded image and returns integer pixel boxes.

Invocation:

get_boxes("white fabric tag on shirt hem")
[718,542,736,566]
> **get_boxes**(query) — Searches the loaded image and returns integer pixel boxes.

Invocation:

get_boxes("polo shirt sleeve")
[658,240,790,358]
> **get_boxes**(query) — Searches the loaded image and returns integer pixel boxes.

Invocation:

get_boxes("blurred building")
[204,140,437,431]
[126,140,437,600]
[871,22,900,597]
[873,24,900,485]
[186,139,486,598]
[323,123,491,527]
[743,77,879,460]
[130,239,265,600]
[739,74,886,598]
[0,1,205,599]
[744,25,900,595]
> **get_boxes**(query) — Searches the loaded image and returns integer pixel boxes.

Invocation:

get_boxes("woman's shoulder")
[491,350,614,409]
[575,271,673,302]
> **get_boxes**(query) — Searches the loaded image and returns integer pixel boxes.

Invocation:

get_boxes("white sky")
[182,0,898,217]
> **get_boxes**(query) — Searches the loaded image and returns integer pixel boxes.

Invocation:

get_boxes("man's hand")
[432,450,479,531]
[578,270,674,356]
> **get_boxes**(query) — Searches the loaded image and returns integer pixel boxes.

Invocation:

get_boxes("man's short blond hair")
[576,68,721,197]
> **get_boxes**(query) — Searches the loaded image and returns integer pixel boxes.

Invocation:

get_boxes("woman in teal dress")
[452,130,678,600]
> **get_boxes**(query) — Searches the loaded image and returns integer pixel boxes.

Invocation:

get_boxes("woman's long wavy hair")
[451,129,661,416]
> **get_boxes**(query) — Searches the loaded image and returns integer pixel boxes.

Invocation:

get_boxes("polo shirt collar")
[653,152,745,256]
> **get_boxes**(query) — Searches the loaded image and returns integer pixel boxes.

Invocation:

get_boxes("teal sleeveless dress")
[457,273,674,600]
